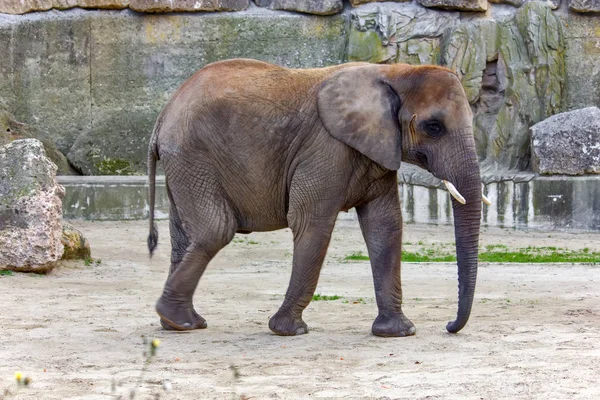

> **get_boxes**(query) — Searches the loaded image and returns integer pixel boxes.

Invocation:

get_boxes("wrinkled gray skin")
[147,59,482,336]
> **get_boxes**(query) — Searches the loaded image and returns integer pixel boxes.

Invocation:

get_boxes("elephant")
[147,58,487,337]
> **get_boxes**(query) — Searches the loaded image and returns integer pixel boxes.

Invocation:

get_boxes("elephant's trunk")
[445,154,482,333]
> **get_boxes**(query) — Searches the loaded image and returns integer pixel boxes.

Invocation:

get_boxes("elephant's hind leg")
[156,171,236,331]
[157,230,234,330]
[156,243,213,330]
[159,192,204,330]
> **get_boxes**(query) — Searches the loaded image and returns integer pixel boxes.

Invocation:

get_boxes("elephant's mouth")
[410,151,429,171]
[407,150,491,206]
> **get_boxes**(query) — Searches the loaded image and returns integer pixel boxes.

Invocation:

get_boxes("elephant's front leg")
[356,181,416,337]
[269,217,336,336]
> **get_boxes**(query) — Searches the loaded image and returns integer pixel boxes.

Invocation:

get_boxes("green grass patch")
[344,251,370,261]
[232,237,259,245]
[479,251,600,263]
[312,294,342,301]
[0,270,14,276]
[485,244,508,251]
[344,246,600,263]
[402,252,456,262]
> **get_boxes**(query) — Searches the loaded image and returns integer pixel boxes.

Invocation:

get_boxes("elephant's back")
[154,59,338,231]
[156,59,333,155]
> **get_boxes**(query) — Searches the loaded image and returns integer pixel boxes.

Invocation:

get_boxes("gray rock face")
[531,107,600,175]
[417,0,488,11]
[348,2,565,173]
[0,109,75,175]
[130,0,248,12]
[561,13,600,111]
[0,2,598,178]
[0,139,65,273]
[253,0,342,15]
[67,109,158,175]
[0,9,347,175]
[569,0,600,12]
[348,3,460,64]
[1,13,92,156]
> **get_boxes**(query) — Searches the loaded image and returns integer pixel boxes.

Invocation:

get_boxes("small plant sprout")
[14,371,31,387]
[84,257,102,267]
[111,336,169,399]
[151,339,160,357]
[3,371,32,398]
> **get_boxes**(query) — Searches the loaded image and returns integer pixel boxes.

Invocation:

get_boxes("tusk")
[443,180,466,205]
[482,193,492,206]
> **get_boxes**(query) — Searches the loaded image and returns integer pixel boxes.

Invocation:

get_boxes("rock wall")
[0,1,599,176]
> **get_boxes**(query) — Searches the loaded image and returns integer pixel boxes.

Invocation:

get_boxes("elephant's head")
[318,63,485,333]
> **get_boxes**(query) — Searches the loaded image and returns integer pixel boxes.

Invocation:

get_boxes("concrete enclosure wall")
[1,1,599,177]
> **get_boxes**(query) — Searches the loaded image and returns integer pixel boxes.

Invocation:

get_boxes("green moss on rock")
[95,158,133,176]
[61,223,92,260]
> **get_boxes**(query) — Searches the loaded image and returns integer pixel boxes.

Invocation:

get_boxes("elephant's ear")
[318,65,402,171]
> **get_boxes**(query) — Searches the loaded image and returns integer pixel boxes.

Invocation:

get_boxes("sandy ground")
[1,219,599,399]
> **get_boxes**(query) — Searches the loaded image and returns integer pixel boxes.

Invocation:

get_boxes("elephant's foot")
[269,310,308,336]
[156,297,207,331]
[372,312,416,337]
[160,309,205,330]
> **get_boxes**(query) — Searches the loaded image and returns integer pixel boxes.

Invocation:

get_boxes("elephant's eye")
[423,120,444,137]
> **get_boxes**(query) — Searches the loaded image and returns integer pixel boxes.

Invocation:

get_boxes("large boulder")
[531,107,600,175]
[253,0,342,14]
[0,139,65,273]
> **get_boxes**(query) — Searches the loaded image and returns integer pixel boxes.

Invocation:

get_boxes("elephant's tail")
[147,137,159,257]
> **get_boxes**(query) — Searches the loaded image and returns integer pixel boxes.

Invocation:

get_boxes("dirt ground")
[1,219,599,399]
